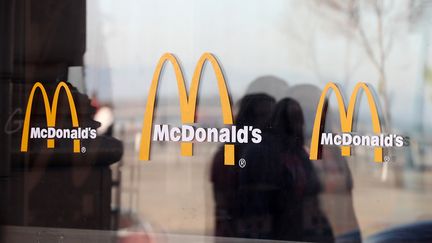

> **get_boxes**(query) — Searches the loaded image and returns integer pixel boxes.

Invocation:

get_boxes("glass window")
[1,1,432,242]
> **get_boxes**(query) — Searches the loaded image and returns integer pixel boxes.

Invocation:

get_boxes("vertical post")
[0,0,14,177]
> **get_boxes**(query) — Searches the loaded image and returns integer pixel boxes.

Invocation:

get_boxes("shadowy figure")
[237,98,334,242]
[288,84,361,242]
[211,93,276,238]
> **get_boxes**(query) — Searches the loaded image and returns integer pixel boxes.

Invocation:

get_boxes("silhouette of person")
[237,98,334,242]
[288,84,361,242]
[211,93,276,238]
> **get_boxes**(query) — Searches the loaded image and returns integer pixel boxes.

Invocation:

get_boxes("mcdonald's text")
[320,133,408,147]
[21,82,84,153]
[30,127,97,140]
[153,125,262,144]
[310,82,408,162]
[139,53,236,165]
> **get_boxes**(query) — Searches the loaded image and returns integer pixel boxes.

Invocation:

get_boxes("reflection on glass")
[2,0,432,242]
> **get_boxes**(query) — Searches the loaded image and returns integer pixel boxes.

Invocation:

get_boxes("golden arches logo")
[139,53,235,165]
[309,82,384,162]
[20,81,80,153]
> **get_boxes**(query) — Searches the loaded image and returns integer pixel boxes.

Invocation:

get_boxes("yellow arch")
[20,81,80,153]
[139,53,235,165]
[309,82,383,162]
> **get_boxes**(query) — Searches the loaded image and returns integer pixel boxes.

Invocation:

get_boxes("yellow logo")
[139,53,235,165]
[309,82,384,162]
[20,82,81,153]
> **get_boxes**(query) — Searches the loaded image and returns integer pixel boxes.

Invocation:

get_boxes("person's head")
[287,84,336,143]
[235,93,276,129]
[270,98,305,147]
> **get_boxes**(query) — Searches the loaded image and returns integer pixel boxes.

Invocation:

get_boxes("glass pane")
[1,1,432,242]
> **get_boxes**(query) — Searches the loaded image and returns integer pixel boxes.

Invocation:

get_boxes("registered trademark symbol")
[239,158,246,168]
[384,155,390,162]
[81,146,86,153]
